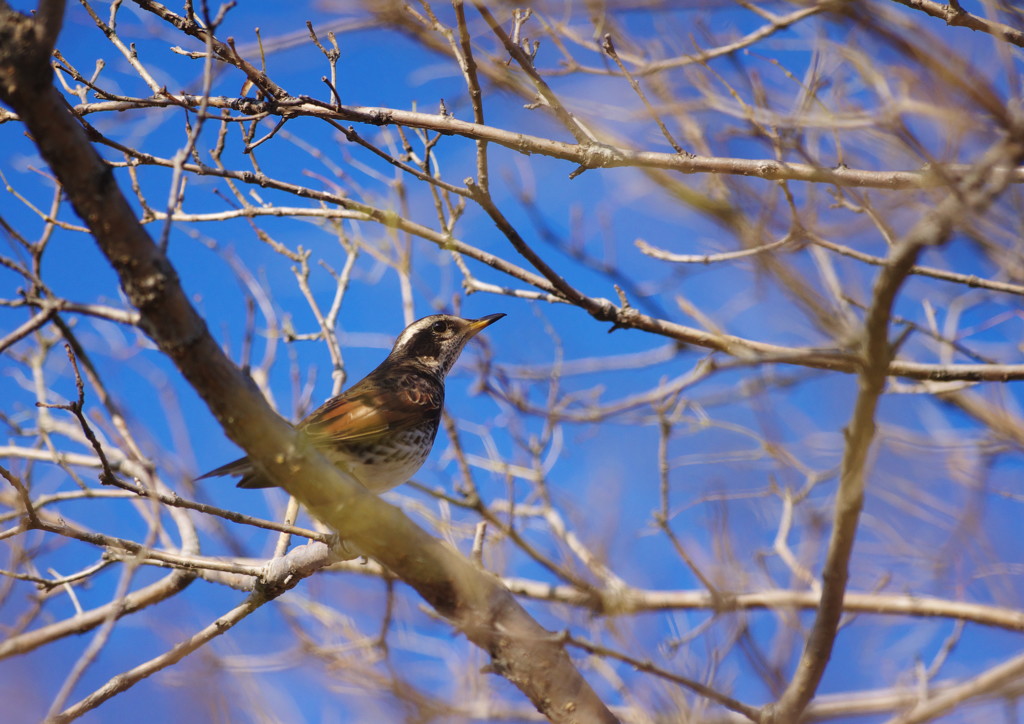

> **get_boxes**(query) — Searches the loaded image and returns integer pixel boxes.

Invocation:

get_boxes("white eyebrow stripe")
[391,316,441,351]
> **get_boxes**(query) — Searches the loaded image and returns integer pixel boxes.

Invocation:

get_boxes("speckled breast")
[327,423,439,493]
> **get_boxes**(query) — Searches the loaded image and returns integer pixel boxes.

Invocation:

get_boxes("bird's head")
[389,313,505,377]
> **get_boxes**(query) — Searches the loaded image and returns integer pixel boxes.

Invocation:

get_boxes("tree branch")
[0,4,617,722]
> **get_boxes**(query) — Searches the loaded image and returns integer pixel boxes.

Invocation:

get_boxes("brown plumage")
[197,313,504,492]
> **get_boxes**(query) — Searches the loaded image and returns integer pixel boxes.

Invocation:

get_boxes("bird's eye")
[431,320,449,335]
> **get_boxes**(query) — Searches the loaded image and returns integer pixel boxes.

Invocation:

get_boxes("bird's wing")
[300,370,442,444]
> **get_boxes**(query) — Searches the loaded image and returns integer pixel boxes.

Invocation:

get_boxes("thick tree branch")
[0,4,617,722]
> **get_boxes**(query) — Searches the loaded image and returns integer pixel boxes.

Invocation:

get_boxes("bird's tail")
[196,456,275,489]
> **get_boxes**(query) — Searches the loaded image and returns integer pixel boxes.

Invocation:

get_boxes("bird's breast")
[323,424,438,493]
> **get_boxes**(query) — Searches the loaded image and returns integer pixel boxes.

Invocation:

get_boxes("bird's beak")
[465,313,506,338]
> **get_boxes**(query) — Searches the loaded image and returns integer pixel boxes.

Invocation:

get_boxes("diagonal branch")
[0,3,618,722]
[886,648,1024,724]
[889,0,1024,47]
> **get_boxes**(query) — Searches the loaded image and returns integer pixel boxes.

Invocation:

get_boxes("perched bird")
[198,313,505,492]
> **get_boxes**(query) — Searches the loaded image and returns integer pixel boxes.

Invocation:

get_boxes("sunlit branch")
[7,94,1020,190]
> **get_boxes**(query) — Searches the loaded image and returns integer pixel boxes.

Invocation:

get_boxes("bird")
[198,313,505,492]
